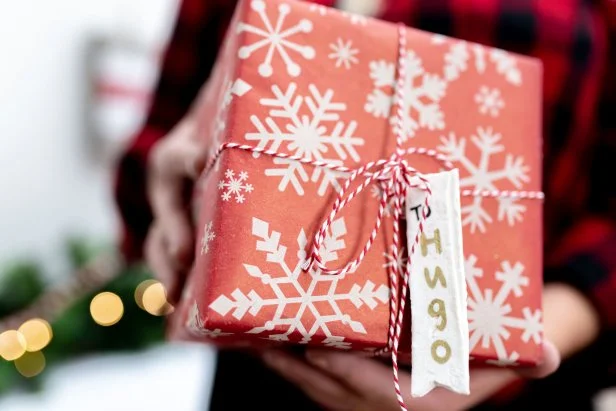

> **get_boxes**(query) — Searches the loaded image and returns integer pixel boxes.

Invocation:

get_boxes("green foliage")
[0,261,46,317]
[46,263,165,361]
[0,237,165,396]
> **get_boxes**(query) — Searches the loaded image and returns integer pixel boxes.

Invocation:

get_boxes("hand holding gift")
[144,113,207,305]
[261,341,560,411]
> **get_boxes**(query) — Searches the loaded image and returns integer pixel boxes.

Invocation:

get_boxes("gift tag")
[406,169,470,397]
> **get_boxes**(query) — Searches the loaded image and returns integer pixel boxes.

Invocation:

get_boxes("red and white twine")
[204,25,544,411]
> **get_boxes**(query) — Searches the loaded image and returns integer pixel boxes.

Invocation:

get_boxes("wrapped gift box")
[168,0,544,367]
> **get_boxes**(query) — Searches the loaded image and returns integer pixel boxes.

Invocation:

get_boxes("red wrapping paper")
[168,0,544,367]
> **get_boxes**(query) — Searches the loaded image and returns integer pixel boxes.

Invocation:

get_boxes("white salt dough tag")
[406,169,470,397]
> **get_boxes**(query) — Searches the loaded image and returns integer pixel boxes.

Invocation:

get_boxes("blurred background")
[0,0,216,410]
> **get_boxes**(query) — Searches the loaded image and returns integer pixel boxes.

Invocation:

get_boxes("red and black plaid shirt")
[114,0,616,408]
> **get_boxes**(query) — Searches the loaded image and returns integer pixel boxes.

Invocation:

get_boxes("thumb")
[305,350,404,394]
[150,117,208,181]
[182,139,209,179]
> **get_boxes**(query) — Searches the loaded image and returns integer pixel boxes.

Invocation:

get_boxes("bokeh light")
[134,279,159,311]
[0,330,27,361]
[142,281,174,316]
[90,292,124,326]
[14,351,46,378]
[18,318,53,352]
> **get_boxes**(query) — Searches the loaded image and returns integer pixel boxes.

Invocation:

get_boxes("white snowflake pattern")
[217,169,254,203]
[210,78,252,170]
[308,4,328,15]
[246,82,364,196]
[365,50,447,141]
[382,245,407,271]
[328,38,359,69]
[237,0,315,77]
[475,86,504,117]
[486,352,520,367]
[434,36,522,85]
[341,10,368,25]
[489,49,522,86]
[437,127,530,233]
[465,254,542,364]
[209,217,390,348]
[200,221,215,255]
[308,2,370,25]
[443,41,469,82]
[431,34,448,45]
[186,301,232,338]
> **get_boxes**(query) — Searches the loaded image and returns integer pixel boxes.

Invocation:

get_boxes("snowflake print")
[431,34,447,45]
[437,127,530,233]
[434,36,522,85]
[486,352,520,367]
[237,0,315,77]
[246,82,364,196]
[489,49,522,86]
[365,50,447,141]
[473,44,487,74]
[341,10,368,25]
[218,169,254,203]
[443,41,469,81]
[209,217,390,348]
[210,78,252,170]
[187,301,232,338]
[200,221,215,255]
[465,254,542,364]
[475,86,504,117]
[328,38,359,69]
[308,4,328,15]
[383,245,407,271]
[308,3,369,25]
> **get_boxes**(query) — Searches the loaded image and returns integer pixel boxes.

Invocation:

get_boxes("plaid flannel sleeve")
[544,0,616,335]
[113,0,238,261]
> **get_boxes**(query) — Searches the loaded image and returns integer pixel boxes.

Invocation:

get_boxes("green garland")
[0,238,166,396]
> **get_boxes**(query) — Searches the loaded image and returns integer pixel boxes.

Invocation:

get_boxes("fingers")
[144,223,177,295]
[150,118,207,178]
[148,118,206,267]
[262,350,359,411]
[302,350,513,411]
[270,342,559,411]
[306,350,402,394]
[303,351,471,411]
[154,198,194,267]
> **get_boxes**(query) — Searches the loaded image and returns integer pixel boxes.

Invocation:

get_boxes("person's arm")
[541,0,616,362]
[113,0,238,263]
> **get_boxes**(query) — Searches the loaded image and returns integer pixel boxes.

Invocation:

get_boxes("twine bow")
[298,26,436,411]
[204,24,544,411]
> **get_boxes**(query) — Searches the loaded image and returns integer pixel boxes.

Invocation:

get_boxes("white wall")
[0,0,178,278]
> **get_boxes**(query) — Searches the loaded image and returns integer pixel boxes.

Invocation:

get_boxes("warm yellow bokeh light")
[0,330,27,361]
[18,319,53,352]
[158,302,175,316]
[134,279,159,310]
[142,282,173,316]
[90,292,124,326]
[14,351,46,378]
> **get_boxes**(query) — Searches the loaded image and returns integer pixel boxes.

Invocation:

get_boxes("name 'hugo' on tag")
[406,169,470,397]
